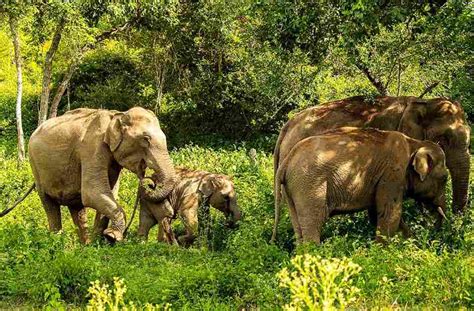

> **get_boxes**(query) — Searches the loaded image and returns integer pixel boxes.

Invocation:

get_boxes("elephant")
[138,168,241,245]
[28,107,177,243]
[274,96,470,213]
[272,127,449,244]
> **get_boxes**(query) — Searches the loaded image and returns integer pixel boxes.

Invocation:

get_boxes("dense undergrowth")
[0,140,472,309]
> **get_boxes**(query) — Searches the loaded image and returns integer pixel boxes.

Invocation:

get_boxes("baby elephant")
[139,168,241,245]
[272,127,448,244]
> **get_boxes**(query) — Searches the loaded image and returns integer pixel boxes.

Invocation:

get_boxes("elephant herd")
[3,95,471,246]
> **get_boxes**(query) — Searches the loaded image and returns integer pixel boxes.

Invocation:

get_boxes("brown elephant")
[274,96,470,213]
[272,127,448,244]
[139,168,241,245]
[28,107,177,243]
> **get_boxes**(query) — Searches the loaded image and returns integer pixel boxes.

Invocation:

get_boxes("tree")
[38,16,65,124]
[9,14,25,162]
[0,3,27,162]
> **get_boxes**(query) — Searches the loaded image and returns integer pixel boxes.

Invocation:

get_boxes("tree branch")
[355,60,388,95]
[49,63,76,118]
[419,81,439,98]
[38,17,66,125]
[48,19,137,119]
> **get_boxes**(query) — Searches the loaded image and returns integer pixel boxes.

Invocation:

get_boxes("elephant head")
[199,174,241,227]
[104,107,177,201]
[408,143,449,225]
[400,98,470,213]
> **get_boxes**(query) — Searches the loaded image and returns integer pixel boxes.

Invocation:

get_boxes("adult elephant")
[274,96,471,213]
[28,107,176,243]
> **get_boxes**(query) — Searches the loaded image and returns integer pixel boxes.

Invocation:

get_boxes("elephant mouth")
[137,159,147,180]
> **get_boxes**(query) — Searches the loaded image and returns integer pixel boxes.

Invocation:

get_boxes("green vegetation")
[0,147,472,309]
[0,0,472,309]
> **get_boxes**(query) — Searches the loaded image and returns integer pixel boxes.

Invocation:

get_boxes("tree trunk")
[154,64,166,115]
[38,18,65,125]
[45,19,136,119]
[355,61,388,96]
[9,15,25,163]
[396,58,402,96]
[49,63,76,118]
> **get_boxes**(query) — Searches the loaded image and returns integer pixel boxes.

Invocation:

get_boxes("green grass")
[0,143,472,309]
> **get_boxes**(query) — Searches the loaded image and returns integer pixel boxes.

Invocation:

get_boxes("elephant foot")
[80,235,92,245]
[103,228,123,244]
[178,235,196,247]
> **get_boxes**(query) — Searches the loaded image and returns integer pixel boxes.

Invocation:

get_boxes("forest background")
[0,0,472,309]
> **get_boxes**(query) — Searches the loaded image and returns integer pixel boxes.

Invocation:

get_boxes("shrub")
[278,255,361,310]
[87,277,170,311]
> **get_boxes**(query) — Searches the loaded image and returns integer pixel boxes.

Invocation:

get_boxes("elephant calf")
[272,127,448,244]
[139,168,241,245]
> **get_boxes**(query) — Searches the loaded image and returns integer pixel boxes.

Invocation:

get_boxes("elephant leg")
[137,207,157,240]
[178,207,198,246]
[38,191,62,232]
[158,218,178,245]
[68,205,90,244]
[93,173,120,236]
[375,175,404,243]
[82,164,126,242]
[298,206,326,245]
[369,206,410,238]
[294,188,327,245]
[93,212,110,236]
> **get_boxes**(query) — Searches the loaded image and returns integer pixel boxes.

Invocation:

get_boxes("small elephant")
[139,168,241,245]
[272,127,448,244]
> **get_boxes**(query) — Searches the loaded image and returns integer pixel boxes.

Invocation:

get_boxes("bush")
[278,254,361,310]
[0,143,472,309]
[87,277,170,310]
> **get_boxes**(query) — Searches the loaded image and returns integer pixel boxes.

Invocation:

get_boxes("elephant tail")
[0,183,35,217]
[270,160,286,243]
[273,118,291,189]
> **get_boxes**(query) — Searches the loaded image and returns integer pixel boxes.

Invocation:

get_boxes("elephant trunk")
[433,194,447,230]
[227,199,241,227]
[144,152,177,202]
[446,150,470,214]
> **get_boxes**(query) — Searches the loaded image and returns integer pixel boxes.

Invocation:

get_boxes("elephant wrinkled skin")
[139,168,241,245]
[272,128,448,244]
[274,96,470,213]
[28,107,176,243]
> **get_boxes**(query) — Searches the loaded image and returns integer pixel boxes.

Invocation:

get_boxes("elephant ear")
[398,101,428,140]
[104,112,130,152]
[198,176,216,198]
[412,147,434,182]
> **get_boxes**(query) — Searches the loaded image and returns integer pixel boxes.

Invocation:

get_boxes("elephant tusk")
[437,206,447,220]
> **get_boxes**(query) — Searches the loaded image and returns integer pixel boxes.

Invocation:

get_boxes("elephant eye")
[140,135,151,147]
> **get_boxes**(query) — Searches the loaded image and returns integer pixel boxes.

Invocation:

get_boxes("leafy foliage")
[278,255,361,310]
[0,146,472,309]
[0,1,472,309]
[87,277,171,310]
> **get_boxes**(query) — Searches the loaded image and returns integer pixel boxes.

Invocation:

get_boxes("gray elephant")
[272,127,448,244]
[139,168,241,245]
[274,96,470,213]
[28,107,176,243]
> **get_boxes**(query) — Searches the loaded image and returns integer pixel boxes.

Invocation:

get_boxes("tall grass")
[0,144,472,309]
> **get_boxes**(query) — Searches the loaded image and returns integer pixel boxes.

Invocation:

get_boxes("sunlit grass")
[0,144,472,309]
